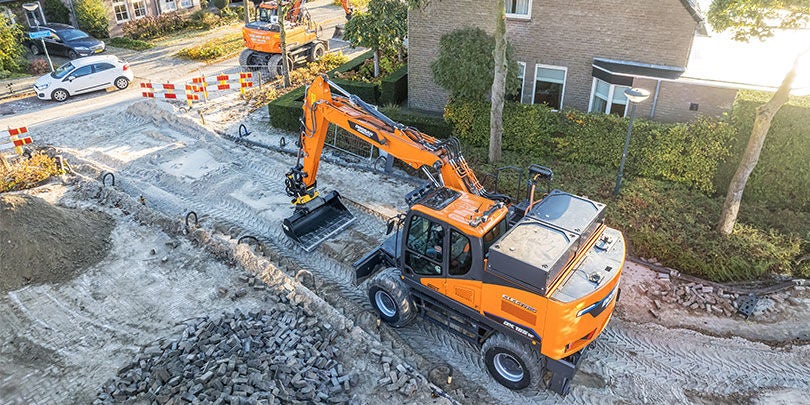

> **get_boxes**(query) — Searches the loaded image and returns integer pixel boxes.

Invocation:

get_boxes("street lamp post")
[613,87,650,196]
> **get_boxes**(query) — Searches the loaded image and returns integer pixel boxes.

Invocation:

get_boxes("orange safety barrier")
[1,127,33,155]
[141,82,194,107]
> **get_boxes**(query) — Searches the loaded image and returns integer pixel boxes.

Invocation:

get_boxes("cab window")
[405,215,444,276]
[482,218,507,256]
[449,230,472,276]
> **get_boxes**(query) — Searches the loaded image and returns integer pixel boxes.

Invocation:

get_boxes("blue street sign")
[28,30,51,40]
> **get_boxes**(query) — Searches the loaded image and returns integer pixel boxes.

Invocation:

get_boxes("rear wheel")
[51,88,69,102]
[29,44,40,55]
[367,268,415,328]
[308,42,327,62]
[114,76,130,90]
[482,333,545,391]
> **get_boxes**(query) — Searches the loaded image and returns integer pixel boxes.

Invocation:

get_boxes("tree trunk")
[279,6,291,88]
[373,48,381,78]
[489,0,507,163]
[717,60,798,235]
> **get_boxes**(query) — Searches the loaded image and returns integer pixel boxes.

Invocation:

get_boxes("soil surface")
[0,193,114,293]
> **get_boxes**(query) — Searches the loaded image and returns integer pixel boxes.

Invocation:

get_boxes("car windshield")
[51,62,75,79]
[58,29,90,42]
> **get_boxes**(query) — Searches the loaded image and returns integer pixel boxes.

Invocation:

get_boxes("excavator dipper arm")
[282,75,489,249]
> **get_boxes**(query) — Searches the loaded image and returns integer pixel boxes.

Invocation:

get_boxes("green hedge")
[444,99,736,193]
[714,91,810,211]
[267,86,306,131]
[379,107,452,139]
[329,78,379,104]
[379,64,408,106]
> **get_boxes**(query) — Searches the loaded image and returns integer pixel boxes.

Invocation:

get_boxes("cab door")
[402,214,446,296]
[444,229,483,311]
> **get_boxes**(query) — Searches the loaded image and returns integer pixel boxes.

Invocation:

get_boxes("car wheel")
[367,267,416,328]
[482,333,546,391]
[29,44,40,55]
[51,89,69,102]
[114,76,130,90]
[67,50,79,59]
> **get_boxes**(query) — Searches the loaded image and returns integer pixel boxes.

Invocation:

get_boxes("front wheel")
[29,44,40,55]
[308,42,327,62]
[51,88,69,102]
[482,333,545,391]
[67,50,79,60]
[367,268,415,328]
[114,76,130,90]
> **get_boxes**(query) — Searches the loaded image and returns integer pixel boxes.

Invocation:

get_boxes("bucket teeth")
[283,191,355,251]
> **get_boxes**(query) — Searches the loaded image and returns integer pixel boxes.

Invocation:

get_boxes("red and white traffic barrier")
[0,127,33,155]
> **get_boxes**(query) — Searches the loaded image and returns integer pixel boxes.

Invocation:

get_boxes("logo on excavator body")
[502,294,537,313]
[349,121,383,144]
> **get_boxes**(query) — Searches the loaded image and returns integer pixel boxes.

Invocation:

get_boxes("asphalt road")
[0,0,351,129]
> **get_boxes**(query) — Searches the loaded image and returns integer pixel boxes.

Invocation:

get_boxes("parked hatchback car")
[26,23,106,59]
[33,55,133,102]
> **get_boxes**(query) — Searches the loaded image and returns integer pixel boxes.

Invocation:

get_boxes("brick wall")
[409,0,699,114]
[633,78,738,122]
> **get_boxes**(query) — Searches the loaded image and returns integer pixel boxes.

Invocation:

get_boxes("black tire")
[114,76,130,90]
[482,333,545,391]
[67,50,79,59]
[51,89,69,102]
[238,49,254,69]
[367,267,416,328]
[29,44,40,55]
[308,42,327,62]
[267,54,284,77]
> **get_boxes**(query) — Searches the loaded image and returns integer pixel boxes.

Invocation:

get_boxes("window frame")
[531,63,567,110]
[179,0,194,9]
[131,0,147,18]
[404,214,446,277]
[505,0,532,20]
[588,77,631,117]
[113,0,130,23]
[163,0,178,12]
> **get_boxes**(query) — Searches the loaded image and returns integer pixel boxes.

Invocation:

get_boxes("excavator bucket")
[282,191,355,251]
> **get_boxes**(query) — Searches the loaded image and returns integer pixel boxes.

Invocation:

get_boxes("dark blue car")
[26,23,106,59]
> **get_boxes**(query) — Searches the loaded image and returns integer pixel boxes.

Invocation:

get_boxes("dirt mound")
[0,194,115,293]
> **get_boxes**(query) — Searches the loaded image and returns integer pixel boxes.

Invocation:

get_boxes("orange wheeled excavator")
[282,75,625,395]
[239,0,352,75]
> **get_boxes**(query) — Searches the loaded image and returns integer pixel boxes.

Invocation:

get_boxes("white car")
[33,55,134,102]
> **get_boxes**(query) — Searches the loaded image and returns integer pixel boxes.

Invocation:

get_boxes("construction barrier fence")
[141,71,255,108]
[0,127,33,155]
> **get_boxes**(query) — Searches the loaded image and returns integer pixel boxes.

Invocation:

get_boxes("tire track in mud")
[47,103,810,404]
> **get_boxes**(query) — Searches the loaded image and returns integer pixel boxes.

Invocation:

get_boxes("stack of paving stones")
[368,348,425,397]
[645,273,804,318]
[95,306,356,404]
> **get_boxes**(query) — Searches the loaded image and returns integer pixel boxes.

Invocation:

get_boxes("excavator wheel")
[267,54,294,78]
[482,333,546,391]
[308,42,327,62]
[239,49,268,73]
[367,268,416,328]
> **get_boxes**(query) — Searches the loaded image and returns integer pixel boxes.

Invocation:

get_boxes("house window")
[180,0,193,8]
[113,1,130,23]
[508,62,526,103]
[163,0,177,12]
[131,0,147,18]
[589,78,631,116]
[532,64,566,109]
[506,0,531,18]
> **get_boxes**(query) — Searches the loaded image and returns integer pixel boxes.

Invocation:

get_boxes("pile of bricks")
[95,306,355,404]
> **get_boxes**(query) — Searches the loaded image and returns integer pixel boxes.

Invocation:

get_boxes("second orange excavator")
[239,0,352,76]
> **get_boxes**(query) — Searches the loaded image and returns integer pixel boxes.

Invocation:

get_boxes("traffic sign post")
[28,30,54,72]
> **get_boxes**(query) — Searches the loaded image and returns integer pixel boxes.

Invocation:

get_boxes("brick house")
[101,0,201,37]
[407,0,739,122]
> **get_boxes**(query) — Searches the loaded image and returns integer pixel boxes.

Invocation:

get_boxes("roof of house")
[679,0,704,23]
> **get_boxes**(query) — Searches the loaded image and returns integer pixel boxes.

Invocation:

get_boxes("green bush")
[379,107,452,139]
[107,37,153,50]
[267,86,306,131]
[378,64,407,106]
[431,27,519,101]
[0,15,24,74]
[714,91,810,211]
[74,0,109,38]
[43,0,71,24]
[329,78,378,103]
[444,99,735,193]
[176,33,242,60]
[123,12,188,40]
[329,49,374,74]
[211,0,229,10]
